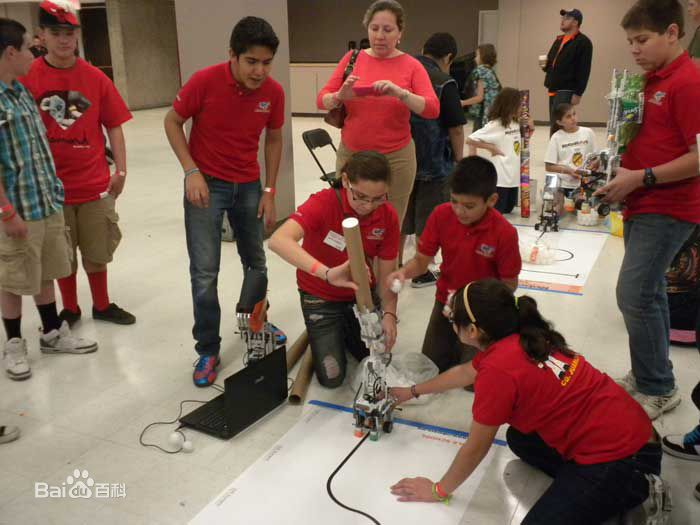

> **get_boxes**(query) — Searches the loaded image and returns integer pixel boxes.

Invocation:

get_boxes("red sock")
[87,271,110,311]
[57,273,79,313]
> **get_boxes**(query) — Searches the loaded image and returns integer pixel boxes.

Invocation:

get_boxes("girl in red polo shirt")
[269,151,399,388]
[389,279,668,524]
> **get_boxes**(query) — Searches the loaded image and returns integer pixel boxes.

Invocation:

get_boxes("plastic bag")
[350,352,439,405]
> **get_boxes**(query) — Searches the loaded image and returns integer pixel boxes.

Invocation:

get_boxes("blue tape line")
[517,285,583,297]
[308,399,508,447]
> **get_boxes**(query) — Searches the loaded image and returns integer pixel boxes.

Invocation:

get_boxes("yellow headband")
[463,283,477,324]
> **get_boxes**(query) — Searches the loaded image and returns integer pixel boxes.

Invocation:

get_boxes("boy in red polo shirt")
[595,0,700,420]
[22,1,134,327]
[389,156,521,372]
[269,151,399,388]
[164,17,286,387]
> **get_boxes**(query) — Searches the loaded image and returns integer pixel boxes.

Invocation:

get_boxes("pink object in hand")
[352,85,377,97]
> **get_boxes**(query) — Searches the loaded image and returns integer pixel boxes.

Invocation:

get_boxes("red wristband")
[1,210,16,223]
[435,482,449,499]
[264,187,276,196]
[310,260,322,277]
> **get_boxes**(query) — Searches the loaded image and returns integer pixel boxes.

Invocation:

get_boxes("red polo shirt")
[622,52,700,222]
[172,62,285,183]
[290,188,399,302]
[472,334,652,464]
[418,205,522,304]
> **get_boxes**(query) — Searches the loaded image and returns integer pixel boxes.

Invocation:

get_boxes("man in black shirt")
[402,32,466,287]
[541,8,593,134]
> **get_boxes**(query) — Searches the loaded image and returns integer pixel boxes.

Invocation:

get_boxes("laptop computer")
[180,346,288,439]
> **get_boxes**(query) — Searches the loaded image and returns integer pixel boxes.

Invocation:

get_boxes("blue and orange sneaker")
[193,355,220,387]
[266,322,287,347]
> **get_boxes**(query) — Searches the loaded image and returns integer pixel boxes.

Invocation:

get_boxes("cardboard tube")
[289,348,314,405]
[341,217,373,312]
[286,330,309,371]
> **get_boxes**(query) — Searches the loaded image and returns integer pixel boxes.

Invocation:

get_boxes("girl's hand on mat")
[390,477,436,502]
[185,171,210,208]
[337,75,359,101]
[372,80,403,98]
[2,214,28,239]
[382,315,397,351]
[388,386,412,405]
[594,166,643,204]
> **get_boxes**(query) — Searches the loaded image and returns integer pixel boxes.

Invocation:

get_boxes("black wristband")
[411,384,420,398]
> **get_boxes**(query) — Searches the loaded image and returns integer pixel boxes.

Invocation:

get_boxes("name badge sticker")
[323,230,346,251]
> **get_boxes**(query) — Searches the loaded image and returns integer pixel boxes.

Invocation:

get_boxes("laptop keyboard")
[200,409,228,431]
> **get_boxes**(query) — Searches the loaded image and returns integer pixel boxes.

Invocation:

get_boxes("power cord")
[139,399,207,454]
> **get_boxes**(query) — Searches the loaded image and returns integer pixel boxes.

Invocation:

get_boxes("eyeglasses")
[348,184,388,205]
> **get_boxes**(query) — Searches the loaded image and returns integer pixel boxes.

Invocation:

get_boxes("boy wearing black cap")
[541,7,593,135]
[22,1,135,327]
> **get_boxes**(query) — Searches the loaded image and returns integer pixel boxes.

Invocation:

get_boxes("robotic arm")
[236,269,279,364]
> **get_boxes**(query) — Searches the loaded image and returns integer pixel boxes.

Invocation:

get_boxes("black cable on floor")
[326,432,381,525]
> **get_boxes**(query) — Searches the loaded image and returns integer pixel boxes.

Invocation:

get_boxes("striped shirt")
[0,80,63,221]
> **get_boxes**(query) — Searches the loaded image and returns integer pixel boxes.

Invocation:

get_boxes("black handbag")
[324,49,360,129]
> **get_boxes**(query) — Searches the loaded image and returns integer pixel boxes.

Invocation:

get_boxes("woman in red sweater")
[317,0,439,224]
[389,279,668,524]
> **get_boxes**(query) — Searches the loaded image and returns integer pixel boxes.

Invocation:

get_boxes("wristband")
[410,384,420,399]
[115,170,126,178]
[310,260,322,277]
[435,482,449,499]
[1,210,16,223]
[264,187,276,195]
[383,311,399,324]
[0,203,13,216]
[325,268,330,282]
[184,167,200,177]
[431,483,450,505]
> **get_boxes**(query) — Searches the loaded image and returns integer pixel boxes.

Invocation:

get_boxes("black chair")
[302,128,339,187]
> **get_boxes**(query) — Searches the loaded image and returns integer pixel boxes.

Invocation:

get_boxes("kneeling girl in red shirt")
[390,278,663,524]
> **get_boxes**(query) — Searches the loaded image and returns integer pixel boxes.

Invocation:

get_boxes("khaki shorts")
[336,140,417,225]
[0,211,73,296]
[63,196,122,271]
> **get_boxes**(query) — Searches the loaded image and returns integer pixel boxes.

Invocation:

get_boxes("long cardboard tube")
[289,347,314,405]
[341,217,373,312]
[286,330,309,371]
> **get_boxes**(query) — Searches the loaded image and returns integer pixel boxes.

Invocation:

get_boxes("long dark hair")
[487,87,521,128]
[450,279,574,362]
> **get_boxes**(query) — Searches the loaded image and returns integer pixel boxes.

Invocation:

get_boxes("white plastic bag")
[350,352,439,405]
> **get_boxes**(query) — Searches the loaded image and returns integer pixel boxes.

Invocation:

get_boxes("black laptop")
[180,347,288,439]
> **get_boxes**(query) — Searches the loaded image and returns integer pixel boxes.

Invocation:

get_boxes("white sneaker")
[622,474,672,525]
[634,387,681,420]
[40,321,98,355]
[616,370,638,395]
[3,338,31,380]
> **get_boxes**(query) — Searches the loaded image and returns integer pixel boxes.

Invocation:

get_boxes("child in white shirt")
[544,103,597,214]
[466,87,532,215]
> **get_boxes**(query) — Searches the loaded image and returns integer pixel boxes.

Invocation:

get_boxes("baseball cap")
[560,8,583,26]
[39,1,80,29]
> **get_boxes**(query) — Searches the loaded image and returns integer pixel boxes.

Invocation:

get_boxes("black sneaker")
[411,271,437,288]
[92,303,136,325]
[58,308,82,327]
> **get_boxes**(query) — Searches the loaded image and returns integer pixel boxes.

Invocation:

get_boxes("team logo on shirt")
[572,152,583,167]
[255,101,271,113]
[38,90,91,130]
[513,140,521,155]
[541,353,580,387]
[650,91,666,106]
[475,244,495,258]
[366,228,385,241]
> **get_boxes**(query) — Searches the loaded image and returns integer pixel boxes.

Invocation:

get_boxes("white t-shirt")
[544,127,597,189]
[468,119,521,188]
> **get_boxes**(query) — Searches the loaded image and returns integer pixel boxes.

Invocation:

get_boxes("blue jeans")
[507,427,661,525]
[184,176,266,356]
[616,214,694,395]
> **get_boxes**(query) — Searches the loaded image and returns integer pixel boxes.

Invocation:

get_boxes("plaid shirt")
[0,80,63,221]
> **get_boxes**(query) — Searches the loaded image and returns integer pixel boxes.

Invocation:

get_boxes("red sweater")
[317,50,439,154]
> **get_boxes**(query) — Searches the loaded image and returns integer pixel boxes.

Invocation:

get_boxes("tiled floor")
[0,111,697,524]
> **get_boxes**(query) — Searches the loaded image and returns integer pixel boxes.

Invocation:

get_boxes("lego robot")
[235,269,281,364]
[351,307,394,441]
[535,174,561,233]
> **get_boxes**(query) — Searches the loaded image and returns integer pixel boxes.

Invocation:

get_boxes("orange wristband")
[310,260,322,277]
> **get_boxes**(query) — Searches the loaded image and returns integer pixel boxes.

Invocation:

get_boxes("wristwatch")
[643,168,657,188]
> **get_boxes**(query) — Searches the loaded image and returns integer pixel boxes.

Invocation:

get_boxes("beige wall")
[498,0,641,124]
[105,0,180,110]
[0,2,38,34]
[173,0,296,220]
